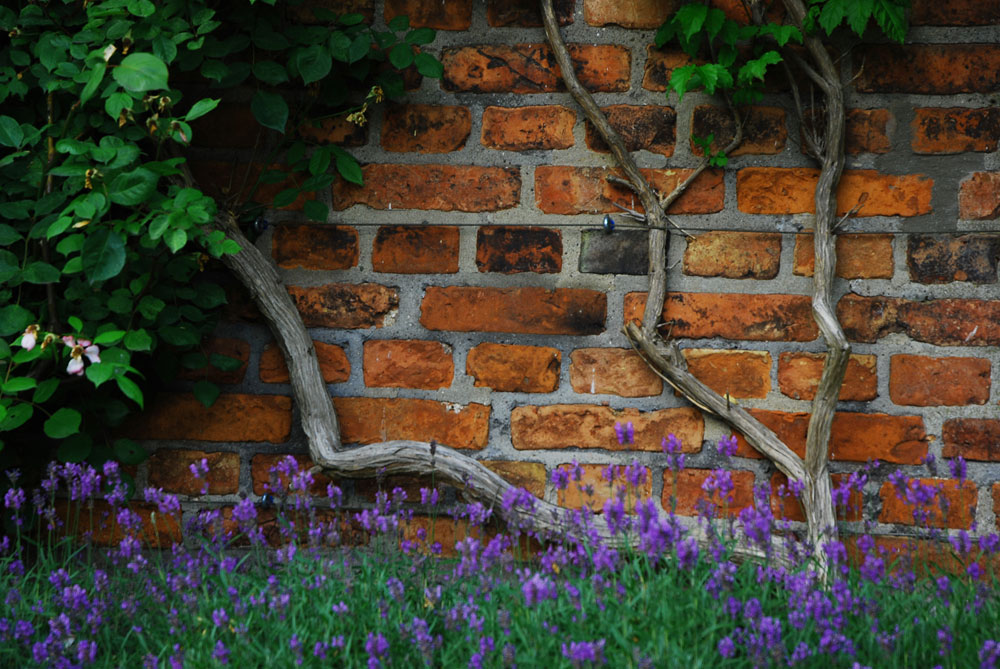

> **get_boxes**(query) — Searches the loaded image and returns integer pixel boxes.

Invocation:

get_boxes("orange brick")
[482,105,575,151]
[483,460,547,498]
[442,44,630,94]
[586,105,676,156]
[363,339,453,390]
[624,292,818,342]
[879,478,977,529]
[272,224,358,270]
[381,104,471,153]
[856,44,1000,94]
[297,115,367,146]
[642,46,696,91]
[959,172,1000,220]
[793,234,894,279]
[334,397,489,449]
[584,0,676,28]
[737,168,933,217]
[487,0,574,26]
[466,343,561,393]
[907,234,1000,284]
[511,405,703,452]
[120,393,292,443]
[372,225,460,274]
[837,294,1000,346]
[385,0,471,30]
[770,472,862,523]
[691,105,786,156]
[421,286,606,336]
[147,448,239,496]
[943,419,1000,461]
[803,108,892,155]
[911,0,1000,25]
[889,354,991,406]
[334,164,521,212]
[287,283,398,328]
[682,349,771,399]
[569,348,663,398]
[476,226,562,274]
[662,469,755,518]
[250,453,336,496]
[259,340,350,384]
[912,108,1000,154]
[535,166,724,215]
[557,463,654,511]
[683,231,781,279]
[777,352,877,401]
[176,337,250,385]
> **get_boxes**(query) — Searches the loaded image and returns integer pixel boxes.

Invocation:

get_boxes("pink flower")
[65,338,100,376]
[21,325,39,350]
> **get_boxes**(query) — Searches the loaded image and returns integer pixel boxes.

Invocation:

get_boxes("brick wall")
[135,0,1000,540]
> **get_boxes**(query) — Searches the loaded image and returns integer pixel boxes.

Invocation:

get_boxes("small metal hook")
[602,214,615,234]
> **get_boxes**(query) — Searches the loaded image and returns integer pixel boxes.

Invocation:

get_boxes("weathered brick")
[333,164,521,212]
[907,234,1000,284]
[713,0,786,24]
[624,292,818,341]
[259,340,350,384]
[793,234,894,279]
[421,286,606,335]
[777,352,878,402]
[334,397,489,449]
[297,116,367,146]
[250,454,336,496]
[177,337,250,385]
[879,479,977,529]
[943,419,1000,461]
[147,449,239,496]
[692,105,786,156]
[579,229,649,275]
[483,461,547,498]
[486,0,574,26]
[511,405,704,452]
[385,0,471,30]
[481,105,576,151]
[363,339,454,390]
[837,294,1000,346]
[272,224,358,270]
[771,472,862,523]
[120,393,292,443]
[535,166,724,215]
[890,354,990,406]
[476,226,562,274]
[381,104,471,153]
[372,225,460,274]
[584,0,676,28]
[911,0,1000,25]
[959,173,1000,220]
[355,473,442,504]
[683,231,781,279]
[683,349,772,399]
[586,105,676,156]
[802,108,892,155]
[466,343,561,393]
[190,162,312,210]
[442,44,630,94]
[912,108,1000,154]
[737,168,933,217]
[57,499,181,547]
[569,348,663,398]
[288,284,398,329]
[663,469,756,517]
[855,44,1000,94]
[642,47,696,91]
[557,463,654,511]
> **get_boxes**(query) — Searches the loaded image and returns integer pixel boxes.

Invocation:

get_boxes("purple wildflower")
[949,456,967,486]
[365,631,389,669]
[212,640,230,664]
[718,636,736,658]
[561,639,606,667]
[521,572,558,607]
[551,468,570,491]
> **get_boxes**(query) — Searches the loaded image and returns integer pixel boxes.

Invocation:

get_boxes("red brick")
[476,226,562,274]
[777,352,877,401]
[837,294,1000,346]
[259,340,350,384]
[385,0,471,30]
[943,419,1000,461]
[147,449,239,496]
[442,44,630,94]
[732,409,809,459]
[770,472,862,523]
[682,349,771,399]
[959,172,1000,220]
[483,461,547,498]
[272,224,358,270]
[691,105,786,156]
[624,292,818,342]
[482,105,576,151]
[663,469,755,518]
[793,234,894,279]
[907,234,1000,284]
[586,105,676,156]
[119,393,292,443]
[890,354,991,406]
[535,166,724,215]
[911,0,1000,26]
[334,164,521,212]
[381,104,471,153]
[372,225,460,274]
[511,405,704,452]
[176,337,250,385]
[363,339,453,390]
[466,343,561,393]
[421,286,606,336]
[683,231,781,279]
[642,47,696,91]
[584,0,676,28]
[912,108,1000,154]
[297,116,367,146]
[713,0,786,24]
[333,397,489,449]
[557,463,654,511]
[803,108,892,155]
[737,168,933,217]
[486,0,574,26]
[288,283,398,329]
[569,348,663,398]
[250,453,336,496]
[855,44,1000,94]
[879,478,977,529]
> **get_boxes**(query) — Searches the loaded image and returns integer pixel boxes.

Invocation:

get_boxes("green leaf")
[112,52,169,92]
[818,0,848,35]
[738,51,782,85]
[348,33,370,64]
[126,0,156,17]
[303,200,328,222]
[57,434,91,463]
[703,8,727,39]
[109,168,158,206]
[668,64,698,101]
[847,0,875,36]
[272,188,300,208]
[389,43,414,70]
[413,52,443,79]
[0,305,32,337]
[185,98,220,122]
[405,28,435,46]
[22,261,60,284]
[123,329,153,351]
[44,408,82,439]
[873,0,908,42]
[251,90,288,133]
[80,62,107,105]
[308,147,331,176]
[0,339,10,360]
[113,438,147,465]
[85,362,116,387]
[81,228,127,283]
[253,60,288,85]
[0,116,23,148]
[2,377,36,393]
[137,295,165,320]
[105,91,133,121]
[94,330,126,345]
[676,3,708,40]
[33,378,59,404]
[296,44,332,84]
[164,228,188,253]
[387,14,409,31]
[331,146,363,185]
[0,403,32,431]
[0,250,20,283]
[116,376,143,408]
[193,380,220,408]
[210,353,244,372]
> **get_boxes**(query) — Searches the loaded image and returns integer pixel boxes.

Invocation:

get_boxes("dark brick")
[911,0,1000,25]
[907,235,1000,284]
[692,105,786,156]
[372,226,460,274]
[476,227,562,274]
[579,229,649,274]
[288,284,398,329]
[855,44,1000,94]
[487,0,574,26]
[943,419,1000,461]
[586,105,676,156]
[272,224,358,270]
[912,108,1000,154]
[838,294,1000,346]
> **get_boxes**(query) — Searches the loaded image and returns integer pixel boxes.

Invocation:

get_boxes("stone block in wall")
[381,104,471,153]
[272,224,358,270]
[943,419,1000,461]
[147,449,240,496]
[771,472,862,523]
[384,0,472,30]
[287,283,398,328]
[910,0,1000,25]
[691,105,786,156]
[333,164,521,212]
[578,229,648,275]
[556,463,654,511]
[250,453,338,496]
[119,393,293,443]
[912,107,1000,154]
[569,348,663,397]
[535,166,723,215]
[959,173,1000,220]
[801,108,892,155]
[879,478,977,529]
[486,0,574,26]
[682,349,771,399]
[334,397,489,449]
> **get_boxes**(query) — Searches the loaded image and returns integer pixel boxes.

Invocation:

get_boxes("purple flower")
[561,639,606,666]
[365,631,389,668]
[521,572,558,607]
[980,640,1000,669]
[212,608,229,627]
[718,435,738,458]
[949,456,967,486]
[551,468,570,491]
[4,487,26,511]
[213,640,230,664]
[718,636,736,658]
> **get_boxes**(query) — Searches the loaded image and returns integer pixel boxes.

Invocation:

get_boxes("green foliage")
[806,0,909,42]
